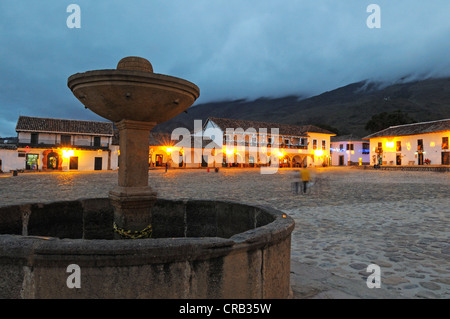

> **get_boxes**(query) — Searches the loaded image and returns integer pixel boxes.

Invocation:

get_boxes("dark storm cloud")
[0,0,449,136]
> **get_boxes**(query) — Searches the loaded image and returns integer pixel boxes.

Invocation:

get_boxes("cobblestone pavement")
[0,167,449,298]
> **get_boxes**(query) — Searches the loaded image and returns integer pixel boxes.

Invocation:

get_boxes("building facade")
[0,116,117,172]
[363,119,450,166]
[190,117,336,168]
[330,135,370,166]
[1,115,338,172]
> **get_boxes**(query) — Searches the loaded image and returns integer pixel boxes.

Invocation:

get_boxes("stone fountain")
[67,56,200,237]
[0,57,294,299]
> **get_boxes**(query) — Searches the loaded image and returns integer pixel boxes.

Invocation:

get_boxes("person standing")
[300,165,311,193]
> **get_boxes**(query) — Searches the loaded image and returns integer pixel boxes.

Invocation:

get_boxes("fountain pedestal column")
[109,119,157,236]
[68,56,200,237]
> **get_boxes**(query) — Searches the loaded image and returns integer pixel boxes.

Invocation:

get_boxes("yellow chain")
[113,222,152,239]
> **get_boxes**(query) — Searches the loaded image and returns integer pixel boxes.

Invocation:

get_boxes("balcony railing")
[222,141,309,150]
[18,138,109,149]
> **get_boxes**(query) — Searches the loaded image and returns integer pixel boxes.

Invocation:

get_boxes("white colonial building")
[0,116,119,172]
[194,117,336,167]
[1,115,337,172]
[330,135,370,166]
[363,119,450,166]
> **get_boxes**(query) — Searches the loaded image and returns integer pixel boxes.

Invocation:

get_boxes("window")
[313,139,317,150]
[417,139,423,151]
[377,142,383,154]
[267,137,272,144]
[94,136,101,147]
[285,139,290,145]
[322,140,326,150]
[31,133,39,145]
[339,144,344,151]
[61,135,72,146]
[396,141,402,152]
[443,137,449,150]
[346,144,354,151]
[362,143,370,154]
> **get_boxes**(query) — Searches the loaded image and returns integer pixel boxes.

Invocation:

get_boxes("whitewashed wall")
[368,132,450,165]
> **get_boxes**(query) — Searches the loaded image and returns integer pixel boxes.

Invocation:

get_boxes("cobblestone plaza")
[0,167,449,298]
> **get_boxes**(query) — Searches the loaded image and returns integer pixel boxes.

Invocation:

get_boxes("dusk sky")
[1,0,449,137]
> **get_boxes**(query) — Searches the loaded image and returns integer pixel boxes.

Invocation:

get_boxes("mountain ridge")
[154,77,450,137]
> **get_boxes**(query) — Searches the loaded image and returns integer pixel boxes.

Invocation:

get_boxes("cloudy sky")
[0,0,449,136]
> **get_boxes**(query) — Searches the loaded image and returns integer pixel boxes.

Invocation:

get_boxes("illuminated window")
[313,139,317,150]
[362,143,370,154]
[396,141,402,152]
[417,139,423,151]
[443,137,449,150]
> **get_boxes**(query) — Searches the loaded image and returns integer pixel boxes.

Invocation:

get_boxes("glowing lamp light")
[314,150,324,157]
[62,149,74,158]
[277,151,284,157]
[165,147,173,154]
[385,141,395,149]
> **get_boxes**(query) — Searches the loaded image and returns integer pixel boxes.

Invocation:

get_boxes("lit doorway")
[155,155,163,167]
[442,152,449,165]
[70,157,79,170]
[418,153,424,165]
[47,152,59,170]
[26,154,39,170]
[396,154,402,166]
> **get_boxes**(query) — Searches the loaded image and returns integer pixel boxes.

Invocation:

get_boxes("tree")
[365,110,416,133]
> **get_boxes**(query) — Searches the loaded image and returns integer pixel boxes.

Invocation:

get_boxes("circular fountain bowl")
[0,198,294,299]
[67,57,200,123]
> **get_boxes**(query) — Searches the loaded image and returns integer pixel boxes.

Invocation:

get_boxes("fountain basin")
[67,70,200,123]
[0,198,294,299]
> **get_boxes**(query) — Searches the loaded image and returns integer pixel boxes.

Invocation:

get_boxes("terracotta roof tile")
[207,117,335,136]
[15,116,114,136]
[363,119,450,139]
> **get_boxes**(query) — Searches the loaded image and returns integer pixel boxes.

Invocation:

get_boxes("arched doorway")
[293,155,306,167]
[47,152,59,170]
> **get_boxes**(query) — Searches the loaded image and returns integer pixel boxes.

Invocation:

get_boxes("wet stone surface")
[0,167,449,298]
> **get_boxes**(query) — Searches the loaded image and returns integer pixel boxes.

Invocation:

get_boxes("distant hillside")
[154,77,450,137]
